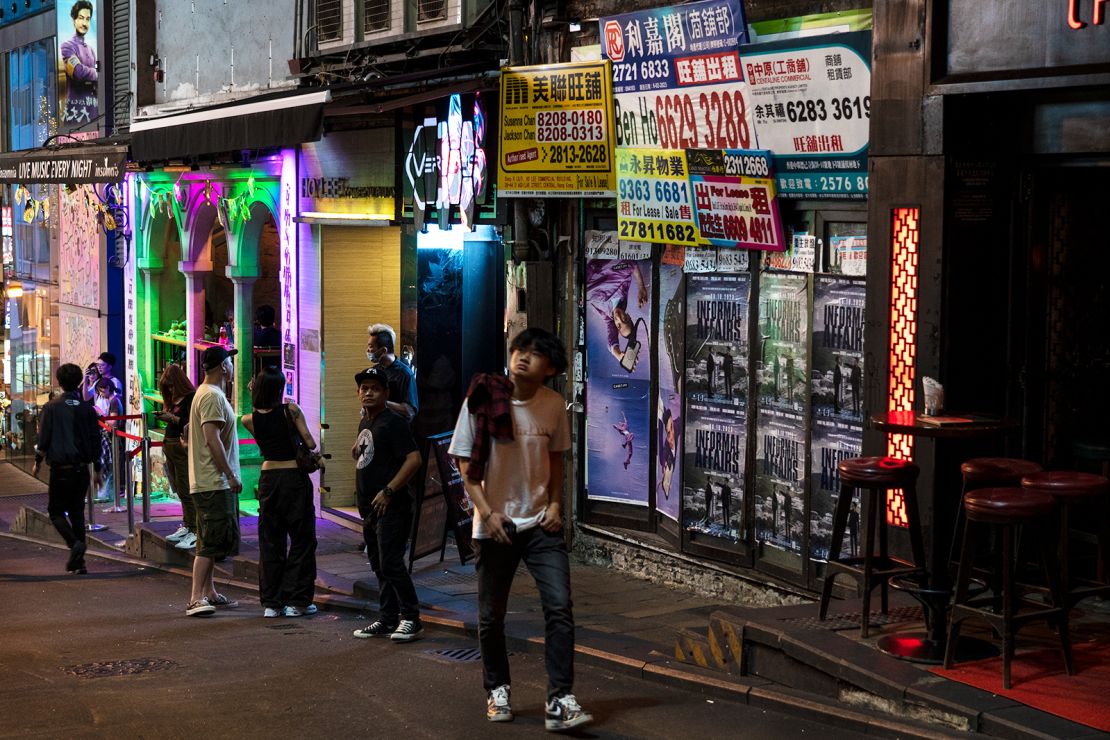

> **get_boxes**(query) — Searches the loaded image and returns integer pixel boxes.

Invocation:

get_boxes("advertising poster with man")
[585,252,653,505]
[757,272,809,413]
[655,247,685,522]
[810,277,865,423]
[753,408,805,553]
[682,272,750,543]
[57,0,100,128]
[808,418,862,560]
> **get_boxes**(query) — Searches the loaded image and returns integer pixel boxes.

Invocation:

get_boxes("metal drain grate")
[424,646,510,663]
[63,658,177,678]
[781,605,923,631]
[415,571,478,588]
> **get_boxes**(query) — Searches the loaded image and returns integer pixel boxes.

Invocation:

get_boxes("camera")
[85,363,100,377]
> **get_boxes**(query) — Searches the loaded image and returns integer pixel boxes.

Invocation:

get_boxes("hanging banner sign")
[616,148,700,246]
[740,31,872,200]
[0,145,128,184]
[686,148,786,251]
[498,60,616,197]
[601,0,756,152]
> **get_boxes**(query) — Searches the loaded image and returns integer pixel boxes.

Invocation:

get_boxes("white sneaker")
[487,685,513,722]
[263,607,282,618]
[175,532,197,550]
[545,694,592,732]
[165,526,190,543]
[283,604,317,617]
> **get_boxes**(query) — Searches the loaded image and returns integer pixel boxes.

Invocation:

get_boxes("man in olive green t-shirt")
[184,346,243,617]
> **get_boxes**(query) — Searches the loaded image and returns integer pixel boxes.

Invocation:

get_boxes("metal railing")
[91,414,159,535]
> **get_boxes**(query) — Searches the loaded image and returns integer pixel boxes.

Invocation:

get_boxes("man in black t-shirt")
[350,366,424,643]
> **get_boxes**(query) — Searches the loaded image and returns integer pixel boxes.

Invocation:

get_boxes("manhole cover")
[63,658,177,678]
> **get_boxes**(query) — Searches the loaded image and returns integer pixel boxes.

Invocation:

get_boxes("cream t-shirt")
[188,382,241,493]
[448,384,571,539]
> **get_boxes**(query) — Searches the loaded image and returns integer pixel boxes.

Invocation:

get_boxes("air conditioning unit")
[317,0,356,50]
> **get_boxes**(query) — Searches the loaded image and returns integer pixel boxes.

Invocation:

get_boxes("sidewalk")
[2,461,1096,738]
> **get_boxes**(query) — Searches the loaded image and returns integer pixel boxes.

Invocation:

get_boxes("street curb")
[0,529,944,736]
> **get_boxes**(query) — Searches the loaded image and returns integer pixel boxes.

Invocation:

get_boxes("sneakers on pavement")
[283,604,317,617]
[208,593,239,609]
[186,597,216,617]
[390,619,423,642]
[263,607,282,618]
[175,532,197,550]
[545,694,592,732]
[66,541,87,572]
[166,526,190,543]
[352,620,395,639]
[487,685,513,722]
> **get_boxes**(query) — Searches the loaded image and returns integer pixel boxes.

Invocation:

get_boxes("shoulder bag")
[283,404,323,474]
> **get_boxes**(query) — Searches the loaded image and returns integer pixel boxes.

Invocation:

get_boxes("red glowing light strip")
[886,207,920,527]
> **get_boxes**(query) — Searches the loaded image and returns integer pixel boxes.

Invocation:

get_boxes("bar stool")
[945,487,1073,689]
[950,458,1044,575]
[819,456,927,638]
[1021,471,1110,606]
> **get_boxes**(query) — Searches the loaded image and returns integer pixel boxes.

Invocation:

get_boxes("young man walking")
[449,327,592,732]
[350,366,423,642]
[184,346,242,617]
[32,363,104,574]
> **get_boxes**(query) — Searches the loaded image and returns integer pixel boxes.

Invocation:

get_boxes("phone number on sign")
[653,90,752,150]
[535,110,606,142]
[545,143,609,165]
[618,220,698,244]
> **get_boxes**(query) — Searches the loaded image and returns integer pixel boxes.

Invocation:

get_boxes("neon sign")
[1068,0,1107,28]
[405,93,487,232]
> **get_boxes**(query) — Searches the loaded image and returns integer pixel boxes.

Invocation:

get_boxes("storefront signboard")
[683,272,750,542]
[0,145,127,185]
[687,148,785,251]
[498,61,616,197]
[616,148,700,246]
[601,0,756,152]
[740,31,871,200]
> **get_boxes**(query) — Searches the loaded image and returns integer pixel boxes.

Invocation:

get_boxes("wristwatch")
[381,486,394,498]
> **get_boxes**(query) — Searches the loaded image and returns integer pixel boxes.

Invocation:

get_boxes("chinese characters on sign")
[498,61,616,197]
[616,148,700,247]
[741,32,872,200]
[686,148,785,251]
[601,0,756,153]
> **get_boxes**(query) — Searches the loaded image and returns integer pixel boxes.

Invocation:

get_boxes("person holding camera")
[158,364,197,550]
[241,366,319,618]
[350,366,422,642]
[81,352,123,403]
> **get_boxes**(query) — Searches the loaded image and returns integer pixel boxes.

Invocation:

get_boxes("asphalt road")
[0,537,864,739]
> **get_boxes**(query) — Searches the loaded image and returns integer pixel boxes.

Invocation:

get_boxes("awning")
[0,144,129,184]
[129,90,331,163]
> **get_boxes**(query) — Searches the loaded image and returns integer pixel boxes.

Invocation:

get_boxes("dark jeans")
[258,469,317,608]
[162,438,195,531]
[47,464,89,553]
[357,490,419,623]
[476,526,574,699]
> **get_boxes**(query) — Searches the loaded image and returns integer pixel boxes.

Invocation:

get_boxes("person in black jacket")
[32,363,104,574]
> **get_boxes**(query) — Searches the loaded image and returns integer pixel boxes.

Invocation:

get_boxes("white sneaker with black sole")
[165,526,189,543]
[389,619,423,642]
[545,694,592,732]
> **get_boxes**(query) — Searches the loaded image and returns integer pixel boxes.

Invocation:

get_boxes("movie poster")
[811,277,865,424]
[655,248,685,521]
[756,273,809,414]
[808,418,862,560]
[753,408,805,553]
[682,272,750,542]
[585,256,653,505]
[57,0,100,128]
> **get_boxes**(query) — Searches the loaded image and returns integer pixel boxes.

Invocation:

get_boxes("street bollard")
[126,461,136,534]
[141,436,152,523]
[86,462,107,532]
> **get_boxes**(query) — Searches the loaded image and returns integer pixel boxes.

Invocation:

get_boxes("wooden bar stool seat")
[950,458,1044,577]
[819,456,927,638]
[1022,471,1110,605]
[945,487,1073,689]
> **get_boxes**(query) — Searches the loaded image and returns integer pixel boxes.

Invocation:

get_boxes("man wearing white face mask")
[365,324,418,421]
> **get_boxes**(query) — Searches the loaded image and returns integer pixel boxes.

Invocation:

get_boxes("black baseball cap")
[201,346,238,371]
[355,366,388,388]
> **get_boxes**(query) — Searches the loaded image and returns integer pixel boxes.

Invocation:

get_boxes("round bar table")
[868,410,1020,663]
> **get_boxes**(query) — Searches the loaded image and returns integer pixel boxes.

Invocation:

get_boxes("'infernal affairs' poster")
[656,249,685,521]
[682,272,750,542]
[754,408,805,553]
[809,418,862,560]
[811,277,865,424]
[757,273,809,414]
[585,257,653,505]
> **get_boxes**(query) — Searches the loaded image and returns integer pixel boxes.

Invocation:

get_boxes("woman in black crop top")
[242,366,319,618]
[157,364,197,549]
